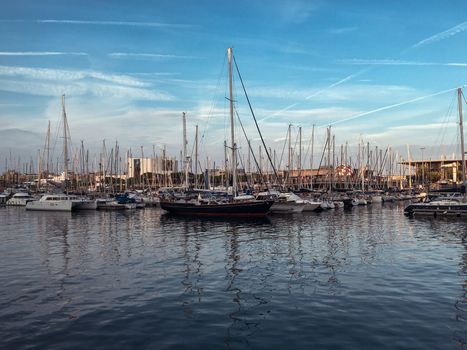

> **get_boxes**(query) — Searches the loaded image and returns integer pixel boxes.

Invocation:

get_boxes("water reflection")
[453,229,467,347]
[1,205,466,349]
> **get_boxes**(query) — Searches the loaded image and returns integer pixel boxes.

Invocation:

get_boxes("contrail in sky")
[321,87,460,127]
[265,20,467,124]
[304,68,369,100]
[259,68,369,122]
[412,21,467,48]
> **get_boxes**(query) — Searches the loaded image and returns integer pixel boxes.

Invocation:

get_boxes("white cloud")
[0,51,87,56]
[0,65,174,101]
[329,27,358,34]
[36,19,195,29]
[277,0,317,24]
[337,59,467,67]
[109,53,198,59]
[0,65,148,87]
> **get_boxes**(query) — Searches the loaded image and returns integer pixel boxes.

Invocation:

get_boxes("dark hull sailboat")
[160,48,275,218]
[404,201,467,217]
[160,199,274,217]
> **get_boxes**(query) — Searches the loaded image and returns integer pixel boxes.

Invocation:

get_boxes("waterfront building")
[127,156,178,179]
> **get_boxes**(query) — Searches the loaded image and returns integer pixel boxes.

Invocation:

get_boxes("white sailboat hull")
[271,202,304,213]
[302,202,321,212]
[6,198,32,206]
[26,200,73,211]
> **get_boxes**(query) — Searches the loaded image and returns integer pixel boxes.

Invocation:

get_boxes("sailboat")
[160,48,274,217]
[404,87,467,217]
[27,95,97,211]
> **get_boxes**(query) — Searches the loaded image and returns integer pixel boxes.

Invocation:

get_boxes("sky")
[0,0,467,172]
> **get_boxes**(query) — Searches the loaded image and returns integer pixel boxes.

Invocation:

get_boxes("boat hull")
[270,202,304,213]
[404,203,467,217]
[97,200,136,210]
[160,200,274,217]
[6,198,32,206]
[26,200,73,211]
[73,200,97,210]
[302,202,321,212]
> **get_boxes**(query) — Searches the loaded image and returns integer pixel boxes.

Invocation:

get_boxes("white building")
[127,156,178,178]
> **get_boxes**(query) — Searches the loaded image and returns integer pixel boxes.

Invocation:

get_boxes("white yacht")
[268,192,306,214]
[6,192,34,206]
[25,194,97,211]
[26,194,74,211]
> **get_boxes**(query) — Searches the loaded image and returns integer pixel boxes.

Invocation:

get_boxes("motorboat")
[260,192,305,214]
[26,194,75,211]
[26,194,96,211]
[404,197,467,217]
[6,192,33,206]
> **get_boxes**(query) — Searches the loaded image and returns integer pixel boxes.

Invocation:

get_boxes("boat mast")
[310,124,315,189]
[224,140,228,189]
[327,127,331,192]
[182,112,189,189]
[37,148,41,192]
[228,48,237,196]
[298,126,302,189]
[332,134,335,192]
[458,87,466,189]
[46,120,50,177]
[288,123,292,188]
[195,124,198,189]
[61,95,69,188]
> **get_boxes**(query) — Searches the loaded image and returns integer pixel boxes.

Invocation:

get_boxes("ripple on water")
[0,205,465,349]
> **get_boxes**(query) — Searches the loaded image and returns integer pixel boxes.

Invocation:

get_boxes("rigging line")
[292,126,302,169]
[233,54,280,185]
[302,126,314,170]
[199,53,227,153]
[314,131,329,190]
[322,87,458,128]
[433,92,456,159]
[277,127,289,172]
[236,148,252,191]
[234,106,264,179]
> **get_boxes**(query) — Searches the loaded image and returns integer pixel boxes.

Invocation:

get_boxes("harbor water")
[0,204,466,349]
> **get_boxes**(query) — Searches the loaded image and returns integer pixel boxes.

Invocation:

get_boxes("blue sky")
[1,0,467,171]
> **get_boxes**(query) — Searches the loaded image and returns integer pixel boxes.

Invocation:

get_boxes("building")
[400,157,466,187]
[127,156,178,178]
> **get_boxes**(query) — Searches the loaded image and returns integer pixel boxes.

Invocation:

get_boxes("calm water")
[0,204,466,350]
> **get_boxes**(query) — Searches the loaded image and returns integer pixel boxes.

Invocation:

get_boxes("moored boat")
[25,194,97,211]
[160,196,274,217]
[6,192,33,206]
[404,198,467,217]
[97,194,137,210]
[404,87,467,218]
[159,48,273,218]
[26,194,74,211]
[73,197,97,210]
